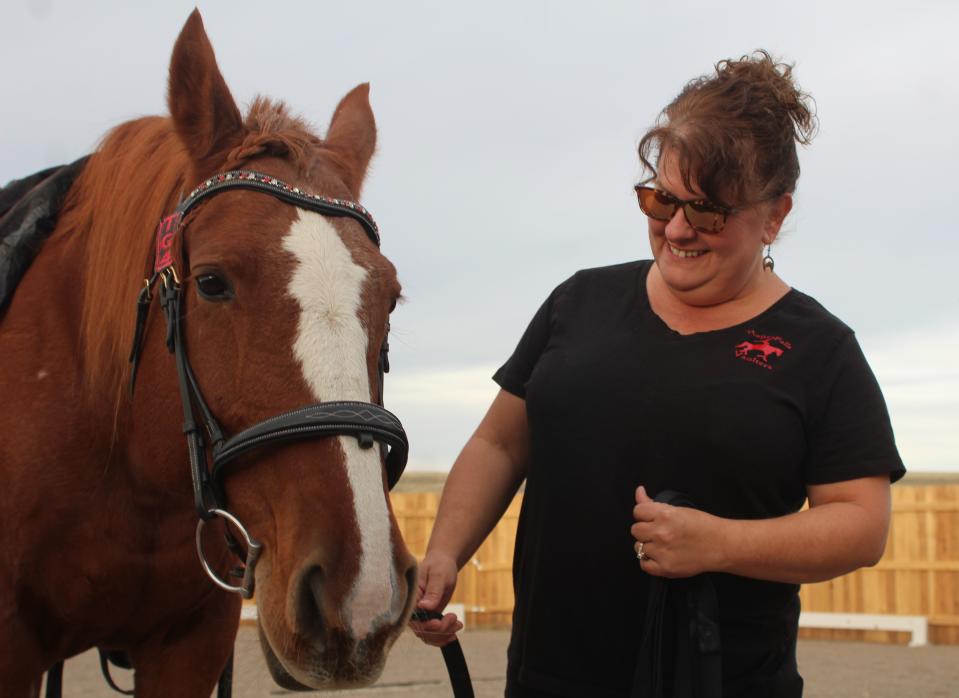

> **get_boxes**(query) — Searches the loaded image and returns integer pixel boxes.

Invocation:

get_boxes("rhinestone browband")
[178,170,380,245]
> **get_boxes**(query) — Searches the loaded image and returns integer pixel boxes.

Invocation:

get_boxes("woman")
[411,51,904,697]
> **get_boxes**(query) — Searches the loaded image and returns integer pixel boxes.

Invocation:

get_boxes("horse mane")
[223,97,324,173]
[69,97,326,426]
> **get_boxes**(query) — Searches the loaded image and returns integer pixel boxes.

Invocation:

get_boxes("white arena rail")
[799,612,928,647]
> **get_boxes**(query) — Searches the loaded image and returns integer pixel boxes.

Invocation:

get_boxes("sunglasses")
[634,185,735,234]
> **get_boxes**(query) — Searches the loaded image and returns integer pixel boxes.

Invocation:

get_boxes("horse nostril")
[295,565,326,641]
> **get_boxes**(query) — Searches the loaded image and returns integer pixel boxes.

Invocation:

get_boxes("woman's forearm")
[715,488,890,583]
[427,436,525,569]
[426,390,529,569]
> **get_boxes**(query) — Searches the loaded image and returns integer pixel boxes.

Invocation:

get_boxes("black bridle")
[128,170,409,598]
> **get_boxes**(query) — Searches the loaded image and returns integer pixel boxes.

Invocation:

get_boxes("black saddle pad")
[0,156,88,316]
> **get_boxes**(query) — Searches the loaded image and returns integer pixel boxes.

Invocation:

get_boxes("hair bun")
[716,50,817,145]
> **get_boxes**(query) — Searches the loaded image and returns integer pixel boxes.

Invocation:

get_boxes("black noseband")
[210,401,408,486]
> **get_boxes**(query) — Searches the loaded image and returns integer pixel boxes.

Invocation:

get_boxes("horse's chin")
[256,618,393,690]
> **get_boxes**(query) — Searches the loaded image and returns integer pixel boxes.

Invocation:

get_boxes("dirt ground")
[53,626,958,697]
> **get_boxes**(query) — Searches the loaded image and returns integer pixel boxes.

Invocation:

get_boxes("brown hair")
[637,50,817,209]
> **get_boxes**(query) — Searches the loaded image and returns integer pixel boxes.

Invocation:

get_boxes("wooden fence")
[392,482,959,645]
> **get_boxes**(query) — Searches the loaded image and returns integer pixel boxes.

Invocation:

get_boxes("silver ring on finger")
[636,541,648,561]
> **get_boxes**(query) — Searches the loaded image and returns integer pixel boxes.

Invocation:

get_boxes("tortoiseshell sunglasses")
[634,185,736,234]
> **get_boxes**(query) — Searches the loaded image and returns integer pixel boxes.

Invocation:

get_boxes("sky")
[3,0,957,472]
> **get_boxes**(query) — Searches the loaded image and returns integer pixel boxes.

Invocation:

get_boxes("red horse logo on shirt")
[735,331,792,370]
[735,339,784,361]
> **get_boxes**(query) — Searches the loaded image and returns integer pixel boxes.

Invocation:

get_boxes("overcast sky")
[3,0,956,472]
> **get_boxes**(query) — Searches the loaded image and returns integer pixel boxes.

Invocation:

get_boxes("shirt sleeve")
[803,332,906,485]
[492,289,557,399]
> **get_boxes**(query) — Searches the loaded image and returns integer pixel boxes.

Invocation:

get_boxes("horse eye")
[195,273,233,301]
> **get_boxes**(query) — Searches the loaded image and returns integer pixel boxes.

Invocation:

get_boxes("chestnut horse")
[0,11,417,697]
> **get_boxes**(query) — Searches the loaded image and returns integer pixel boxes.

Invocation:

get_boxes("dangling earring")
[762,244,775,272]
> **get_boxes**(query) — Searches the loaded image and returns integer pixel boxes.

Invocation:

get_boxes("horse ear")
[167,10,245,176]
[325,83,377,198]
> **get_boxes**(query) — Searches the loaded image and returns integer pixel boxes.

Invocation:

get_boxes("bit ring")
[196,508,262,599]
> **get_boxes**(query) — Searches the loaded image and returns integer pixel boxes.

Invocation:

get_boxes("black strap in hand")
[411,608,475,698]
[44,661,63,698]
[631,491,722,698]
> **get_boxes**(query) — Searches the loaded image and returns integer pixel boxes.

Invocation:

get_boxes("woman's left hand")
[630,485,726,578]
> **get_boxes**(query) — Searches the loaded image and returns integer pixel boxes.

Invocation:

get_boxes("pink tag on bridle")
[154,212,182,272]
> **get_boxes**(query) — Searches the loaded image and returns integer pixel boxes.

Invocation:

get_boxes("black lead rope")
[97,650,134,695]
[217,651,234,698]
[410,609,475,698]
[43,661,62,698]
[631,491,722,698]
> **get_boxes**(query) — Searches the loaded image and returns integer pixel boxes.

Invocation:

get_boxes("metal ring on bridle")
[195,508,263,599]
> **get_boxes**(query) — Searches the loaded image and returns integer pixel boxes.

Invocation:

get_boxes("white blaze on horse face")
[282,210,401,640]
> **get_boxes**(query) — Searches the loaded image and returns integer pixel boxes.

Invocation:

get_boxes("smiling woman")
[410,50,905,698]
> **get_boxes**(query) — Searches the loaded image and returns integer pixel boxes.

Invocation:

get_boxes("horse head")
[112,11,414,689]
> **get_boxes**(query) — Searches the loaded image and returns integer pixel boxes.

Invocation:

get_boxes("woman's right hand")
[409,551,463,647]
[408,392,529,647]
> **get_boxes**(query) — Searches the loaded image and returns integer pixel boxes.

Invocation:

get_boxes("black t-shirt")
[493,260,905,698]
